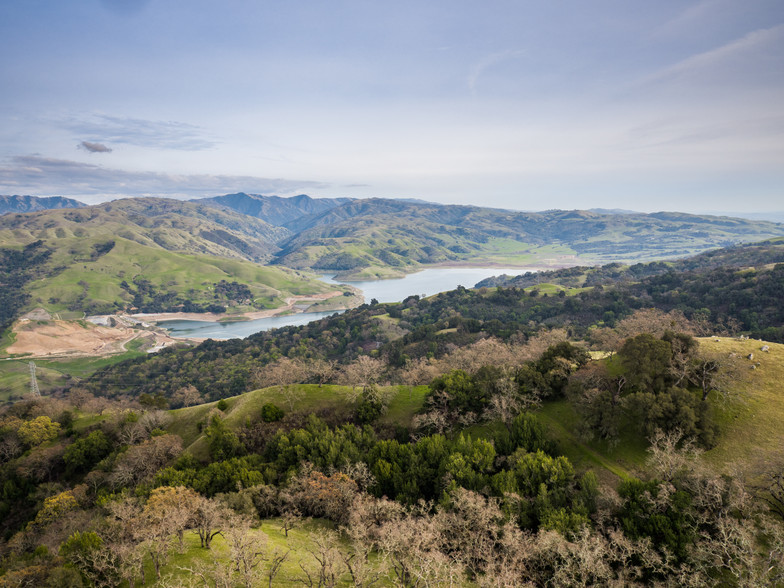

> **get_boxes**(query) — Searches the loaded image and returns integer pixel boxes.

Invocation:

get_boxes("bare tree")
[280,506,302,538]
[193,494,228,549]
[297,529,345,588]
[226,515,268,588]
[616,308,694,340]
[688,347,743,402]
[340,356,386,393]
[307,359,336,388]
[109,434,182,488]
[265,548,291,588]
[171,384,204,407]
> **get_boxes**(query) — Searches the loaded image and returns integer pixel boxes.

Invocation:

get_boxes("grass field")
[699,338,784,473]
[139,516,385,587]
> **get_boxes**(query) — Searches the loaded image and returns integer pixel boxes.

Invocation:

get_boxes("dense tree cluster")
[0,240,54,331]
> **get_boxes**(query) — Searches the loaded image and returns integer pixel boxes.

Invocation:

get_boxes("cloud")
[78,141,112,153]
[58,114,217,151]
[644,24,784,85]
[0,155,329,202]
[467,50,525,94]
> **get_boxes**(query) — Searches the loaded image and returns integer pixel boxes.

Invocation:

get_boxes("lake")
[159,267,534,339]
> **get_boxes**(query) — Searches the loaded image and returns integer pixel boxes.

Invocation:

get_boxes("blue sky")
[0,0,782,212]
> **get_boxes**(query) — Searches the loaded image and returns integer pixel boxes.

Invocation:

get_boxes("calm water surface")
[159,267,534,339]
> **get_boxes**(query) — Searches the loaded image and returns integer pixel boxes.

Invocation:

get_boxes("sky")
[0,0,782,213]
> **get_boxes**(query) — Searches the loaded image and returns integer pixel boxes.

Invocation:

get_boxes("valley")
[1,195,784,587]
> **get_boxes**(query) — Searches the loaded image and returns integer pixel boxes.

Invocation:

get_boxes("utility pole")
[29,361,40,397]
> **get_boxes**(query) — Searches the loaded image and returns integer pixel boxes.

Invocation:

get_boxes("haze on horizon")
[0,0,782,214]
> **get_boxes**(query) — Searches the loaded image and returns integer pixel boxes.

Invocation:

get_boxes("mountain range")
[2,192,784,320]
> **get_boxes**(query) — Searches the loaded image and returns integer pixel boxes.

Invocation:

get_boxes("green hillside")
[0,197,287,263]
[272,199,784,277]
[167,384,428,460]
[27,237,339,316]
[0,198,346,317]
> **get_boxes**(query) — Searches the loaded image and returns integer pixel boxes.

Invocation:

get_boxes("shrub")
[260,403,284,422]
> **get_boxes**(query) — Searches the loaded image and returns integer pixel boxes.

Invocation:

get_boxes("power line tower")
[29,361,40,397]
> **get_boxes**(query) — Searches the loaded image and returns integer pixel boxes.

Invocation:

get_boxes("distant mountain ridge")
[0,194,86,215]
[192,192,353,232]
[267,198,784,275]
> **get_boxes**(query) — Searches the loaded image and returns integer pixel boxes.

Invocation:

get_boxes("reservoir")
[159,266,533,339]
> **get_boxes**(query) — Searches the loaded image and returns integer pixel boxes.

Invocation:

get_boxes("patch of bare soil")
[5,319,178,358]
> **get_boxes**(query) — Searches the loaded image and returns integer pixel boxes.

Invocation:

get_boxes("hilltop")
[192,192,352,231]
[0,194,86,215]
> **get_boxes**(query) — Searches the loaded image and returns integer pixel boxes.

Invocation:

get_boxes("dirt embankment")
[5,319,178,359]
[3,291,352,359]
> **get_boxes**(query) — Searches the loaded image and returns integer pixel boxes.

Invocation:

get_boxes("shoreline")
[129,289,353,324]
[328,260,571,282]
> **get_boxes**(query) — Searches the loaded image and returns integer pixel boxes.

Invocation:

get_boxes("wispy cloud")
[57,113,217,151]
[644,24,784,84]
[0,155,329,201]
[78,141,112,153]
[467,50,525,94]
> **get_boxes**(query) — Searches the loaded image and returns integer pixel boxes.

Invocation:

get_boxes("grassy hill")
[167,384,428,460]
[0,198,346,317]
[162,338,784,486]
[27,238,340,316]
[539,338,784,484]
[0,197,287,263]
[271,199,784,277]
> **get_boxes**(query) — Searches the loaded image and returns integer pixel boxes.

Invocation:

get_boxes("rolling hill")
[0,198,343,318]
[269,198,784,277]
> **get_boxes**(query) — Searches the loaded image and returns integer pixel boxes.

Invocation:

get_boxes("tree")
[298,529,345,588]
[30,490,78,529]
[63,430,112,474]
[225,515,268,588]
[193,494,228,549]
[144,486,200,553]
[109,434,182,488]
[261,402,285,422]
[341,356,386,393]
[132,486,199,579]
[284,464,359,525]
[170,385,204,408]
[616,308,694,340]
[60,531,119,588]
[205,413,245,460]
[688,347,743,402]
[618,333,673,394]
[17,416,60,447]
[307,359,336,388]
